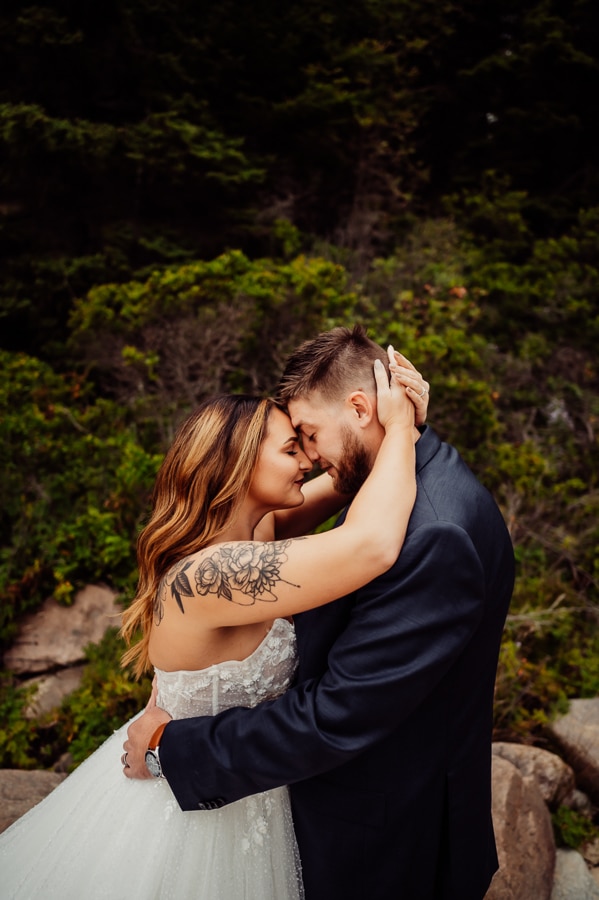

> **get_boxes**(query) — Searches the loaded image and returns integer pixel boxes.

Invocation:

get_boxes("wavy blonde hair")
[121,394,276,677]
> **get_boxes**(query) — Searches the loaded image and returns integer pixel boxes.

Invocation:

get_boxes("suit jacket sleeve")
[160,521,486,810]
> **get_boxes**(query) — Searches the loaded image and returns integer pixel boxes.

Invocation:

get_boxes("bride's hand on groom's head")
[388,349,429,426]
[374,348,415,431]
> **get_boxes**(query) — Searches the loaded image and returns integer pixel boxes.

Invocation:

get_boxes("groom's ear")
[346,390,375,428]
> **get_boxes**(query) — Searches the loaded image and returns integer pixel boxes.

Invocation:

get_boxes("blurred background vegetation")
[0,0,598,767]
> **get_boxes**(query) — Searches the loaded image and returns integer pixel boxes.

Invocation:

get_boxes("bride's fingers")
[390,365,430,396]
[396,374,428,405]
[387,350,429,425]
[406,385,429,412]
[388,348,429,392]
[392,349,420,373]
[403,381,429,425]
[387,345,400,384]
[387,346,429,404]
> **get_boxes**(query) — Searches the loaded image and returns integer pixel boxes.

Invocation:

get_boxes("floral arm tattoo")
[154,540,301,622]
[154,558,194,623]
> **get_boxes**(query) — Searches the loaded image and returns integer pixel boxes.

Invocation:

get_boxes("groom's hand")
[122,706,172,780]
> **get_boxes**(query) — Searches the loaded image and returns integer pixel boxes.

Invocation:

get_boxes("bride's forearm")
[273,474,353,539]
[343,420,416,567]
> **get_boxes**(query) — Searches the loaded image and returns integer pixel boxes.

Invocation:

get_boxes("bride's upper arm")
[164,531,387,628]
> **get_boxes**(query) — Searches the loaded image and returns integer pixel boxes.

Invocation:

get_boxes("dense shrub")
[0,351,161,647]
[1,217,598,763]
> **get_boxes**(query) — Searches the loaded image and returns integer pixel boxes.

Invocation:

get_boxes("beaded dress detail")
[0,618,303,900]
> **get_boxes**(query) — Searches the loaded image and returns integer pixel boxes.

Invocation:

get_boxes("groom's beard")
[332,427,373,495]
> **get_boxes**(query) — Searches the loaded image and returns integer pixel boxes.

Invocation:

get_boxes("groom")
[125,325,514,899]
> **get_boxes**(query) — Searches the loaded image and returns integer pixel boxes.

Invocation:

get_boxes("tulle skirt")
[0,719,304,899]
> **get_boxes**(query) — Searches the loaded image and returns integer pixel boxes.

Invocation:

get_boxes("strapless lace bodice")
[155,617,298,720]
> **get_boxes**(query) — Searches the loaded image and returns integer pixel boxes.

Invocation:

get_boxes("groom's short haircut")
[277,324,388,404]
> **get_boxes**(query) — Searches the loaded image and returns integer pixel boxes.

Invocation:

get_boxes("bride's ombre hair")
[121,394,277,676]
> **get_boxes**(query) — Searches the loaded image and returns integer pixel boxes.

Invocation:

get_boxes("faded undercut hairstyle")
[277,324,389,405]
[121,394,277,676]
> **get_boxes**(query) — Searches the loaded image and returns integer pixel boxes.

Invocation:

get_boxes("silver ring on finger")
[418,387,428,397]
[121,752,129,768]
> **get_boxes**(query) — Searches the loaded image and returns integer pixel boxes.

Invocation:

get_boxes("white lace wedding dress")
[0,617,303,899]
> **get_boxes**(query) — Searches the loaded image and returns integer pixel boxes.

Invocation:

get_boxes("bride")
[0,346,428,899]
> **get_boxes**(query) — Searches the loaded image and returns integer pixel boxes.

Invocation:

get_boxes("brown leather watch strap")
[148,721,169,751]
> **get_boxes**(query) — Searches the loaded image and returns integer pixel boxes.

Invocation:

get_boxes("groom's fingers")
[122,708,171,780]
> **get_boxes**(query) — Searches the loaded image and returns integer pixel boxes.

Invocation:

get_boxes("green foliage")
[0,676,39,768]
[0,351,161,646]
[1,0,598,770]
[3,207,599,760]
[3,0,599,358]
[68,250,363,424]
[458,204,599,355]
[552,806,599,850]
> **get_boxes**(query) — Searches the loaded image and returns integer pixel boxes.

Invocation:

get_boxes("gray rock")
[3,584,121,675]
[583,838,599,892]
[0,769,66,834]
[550,698,599,803]
[493,742,576,807]
[584,837,599,867]
[550,849,599,900]
[564,788,594,817]
[53,751,75,774]
[22,665,87,718]
[485,755,555,900]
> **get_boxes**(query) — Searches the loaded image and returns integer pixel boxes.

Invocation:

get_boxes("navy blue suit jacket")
[160,426,514,899]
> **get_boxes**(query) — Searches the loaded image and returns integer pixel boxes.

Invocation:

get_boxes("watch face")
[145,750,162,778]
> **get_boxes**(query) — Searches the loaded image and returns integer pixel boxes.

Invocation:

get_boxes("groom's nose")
[304,445,320,463]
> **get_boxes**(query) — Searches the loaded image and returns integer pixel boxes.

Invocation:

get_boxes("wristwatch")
[145,722,169,778]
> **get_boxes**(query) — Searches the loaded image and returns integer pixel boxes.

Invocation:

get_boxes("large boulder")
[549,699,599,804]
[550,849,599,900]
[22,665,87,718]
[485,755,555,899]
[492,742,576,807]
[0,769,66,833]
[3,585,121,675]
[583,838,599,890]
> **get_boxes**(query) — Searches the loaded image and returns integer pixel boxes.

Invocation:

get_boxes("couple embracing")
[0,325,514,900]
